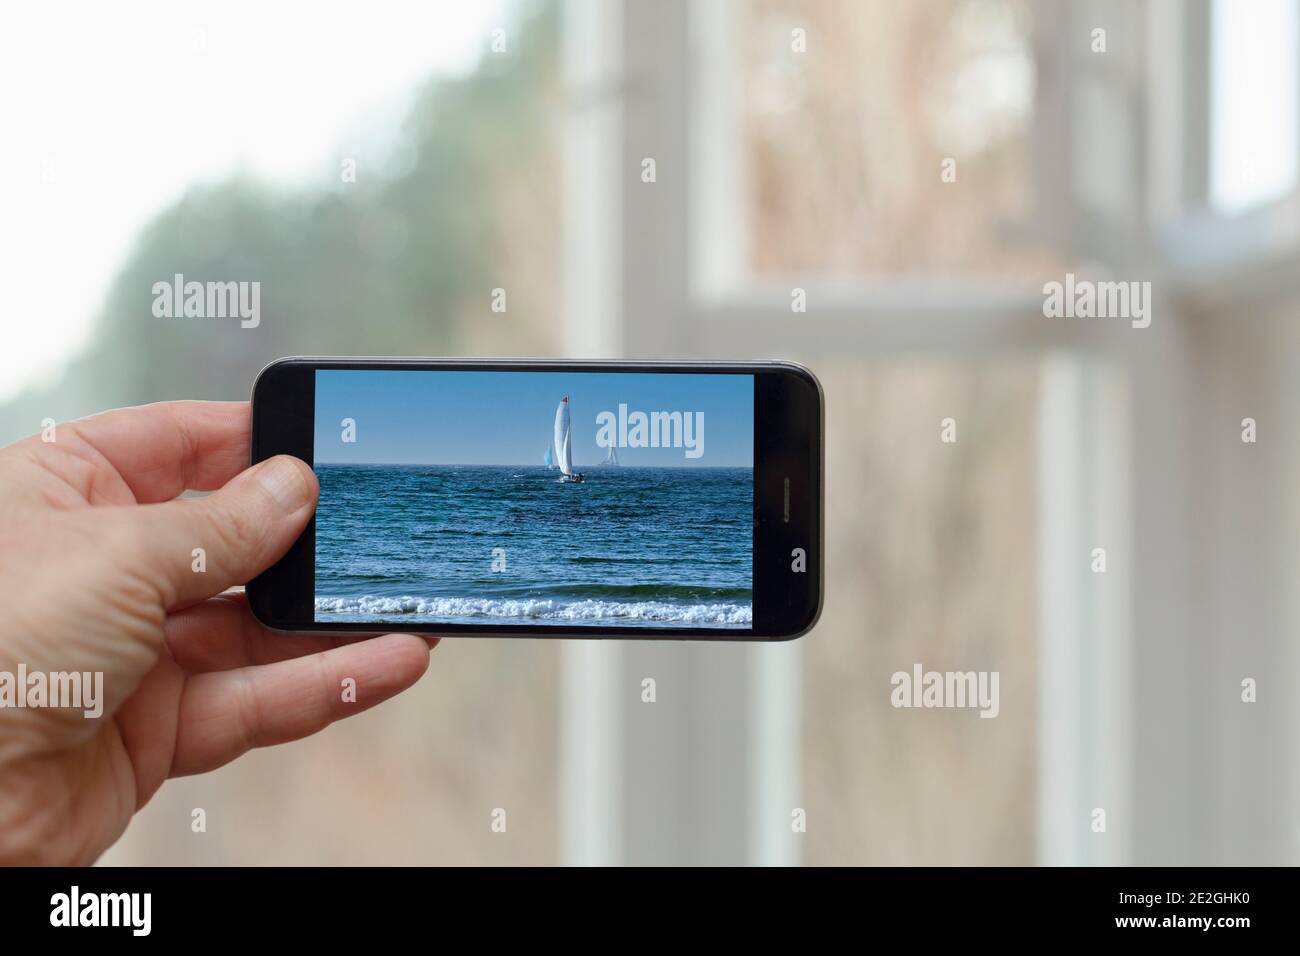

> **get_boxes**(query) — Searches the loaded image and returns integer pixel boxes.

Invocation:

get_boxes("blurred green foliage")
[1,0,557,445]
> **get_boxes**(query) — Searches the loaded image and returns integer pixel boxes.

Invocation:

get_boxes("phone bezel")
[248,357,822,641]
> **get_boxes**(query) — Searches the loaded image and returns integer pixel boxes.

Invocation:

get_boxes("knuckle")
[276,458,316,509]
[204,498,270,570]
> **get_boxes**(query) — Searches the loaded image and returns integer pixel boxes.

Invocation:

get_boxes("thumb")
[126,455,318,610]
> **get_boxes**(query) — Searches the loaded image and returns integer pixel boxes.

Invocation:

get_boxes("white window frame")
[1153,0,1300,288]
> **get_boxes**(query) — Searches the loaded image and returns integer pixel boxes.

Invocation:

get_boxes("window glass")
[1,1,564,866]
[803,358,1040,864]
[1210,0,1298,213]
[744,0,1052,277]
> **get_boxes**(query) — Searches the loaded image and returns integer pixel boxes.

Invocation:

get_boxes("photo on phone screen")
[311,369,756,630]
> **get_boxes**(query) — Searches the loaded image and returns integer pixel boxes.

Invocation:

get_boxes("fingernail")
[254,456,314,511]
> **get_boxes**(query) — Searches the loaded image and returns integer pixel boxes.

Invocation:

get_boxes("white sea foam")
[315,595,752,626]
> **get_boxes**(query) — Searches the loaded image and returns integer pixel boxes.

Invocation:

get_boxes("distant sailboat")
[544,445,554,470]
[602,443,619,466]
[553,395,585,483]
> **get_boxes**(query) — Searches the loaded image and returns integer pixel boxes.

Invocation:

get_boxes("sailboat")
[544,446,554,470]
[602,443,619,466]
[553,395,585,483]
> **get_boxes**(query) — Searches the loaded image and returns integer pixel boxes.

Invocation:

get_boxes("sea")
[314,464,754,629]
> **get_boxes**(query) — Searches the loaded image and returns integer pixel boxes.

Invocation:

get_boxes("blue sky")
[315,369,754,466]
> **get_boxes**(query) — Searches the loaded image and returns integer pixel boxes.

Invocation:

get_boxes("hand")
[0,401,435,864]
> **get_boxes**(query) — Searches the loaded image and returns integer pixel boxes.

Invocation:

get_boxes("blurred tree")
[1,0,559,443]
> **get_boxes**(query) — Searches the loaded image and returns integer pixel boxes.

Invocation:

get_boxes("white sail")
[554,396,574,476]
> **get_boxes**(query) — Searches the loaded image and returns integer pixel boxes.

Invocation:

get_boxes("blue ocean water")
[314,464,753,628]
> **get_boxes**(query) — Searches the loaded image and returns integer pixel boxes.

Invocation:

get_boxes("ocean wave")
[315,594,752,626]
[511,582,751,601]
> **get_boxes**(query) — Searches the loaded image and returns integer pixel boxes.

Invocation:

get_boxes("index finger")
[61,400,251,503]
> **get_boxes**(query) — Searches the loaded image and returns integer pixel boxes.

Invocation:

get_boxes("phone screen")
[311,369,755,630]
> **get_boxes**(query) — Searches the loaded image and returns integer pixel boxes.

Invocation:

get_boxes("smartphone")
[247,357,822,640]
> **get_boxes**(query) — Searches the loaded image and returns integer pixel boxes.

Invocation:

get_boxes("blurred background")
[2,0,1297,865]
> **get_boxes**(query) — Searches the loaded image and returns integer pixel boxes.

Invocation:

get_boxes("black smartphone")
[247,357,822,640]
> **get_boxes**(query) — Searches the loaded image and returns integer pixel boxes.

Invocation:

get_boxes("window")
[568,0,1296,866]
[743,0,1046,278]
[804,358,1040,864]
[1210,0,1298,213]
[0,1,567,866]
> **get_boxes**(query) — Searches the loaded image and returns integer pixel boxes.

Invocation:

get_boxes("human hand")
[0,401,435,864]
